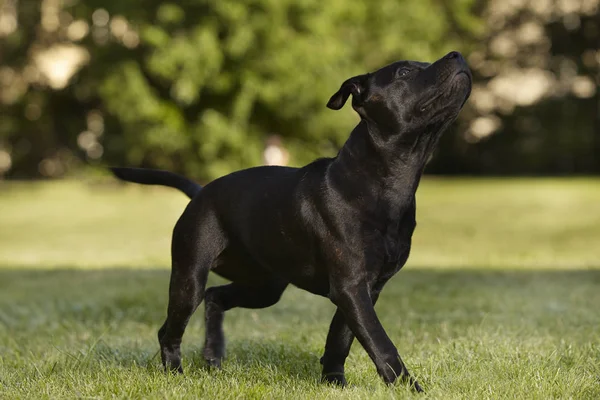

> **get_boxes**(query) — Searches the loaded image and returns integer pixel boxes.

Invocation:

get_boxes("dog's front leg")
[330,283,422,392]
[320,290,382,386]
[320,308,352,386]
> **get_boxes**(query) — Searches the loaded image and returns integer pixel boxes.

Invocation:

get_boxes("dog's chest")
[370,219,413,264]
[363,200,416,267]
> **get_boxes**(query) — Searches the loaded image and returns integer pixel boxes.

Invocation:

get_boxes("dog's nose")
[445,51,461,59]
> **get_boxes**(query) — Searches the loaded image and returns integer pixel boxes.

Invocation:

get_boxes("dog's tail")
[109,167,202,199]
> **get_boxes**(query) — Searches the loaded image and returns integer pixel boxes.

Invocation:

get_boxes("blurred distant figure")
[262,135,289,166]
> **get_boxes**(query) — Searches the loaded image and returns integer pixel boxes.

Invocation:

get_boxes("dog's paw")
[411,379,424,393]
[164,362,183,374]
[161,350,183,374]
[321,372,347,387]
[204,357,222,369]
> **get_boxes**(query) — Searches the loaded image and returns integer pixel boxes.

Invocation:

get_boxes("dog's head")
[327,51,472,135]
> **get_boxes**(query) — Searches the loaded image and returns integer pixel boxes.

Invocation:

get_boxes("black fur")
[110,51,472,392]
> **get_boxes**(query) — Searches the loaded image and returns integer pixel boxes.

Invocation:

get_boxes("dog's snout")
[445,51,461,60]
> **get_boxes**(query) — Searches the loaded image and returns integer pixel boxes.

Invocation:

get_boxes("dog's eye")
[396,68,410,78]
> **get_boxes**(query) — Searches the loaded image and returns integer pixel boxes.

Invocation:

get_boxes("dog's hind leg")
[158,209,225,373]
[202,279,288,367]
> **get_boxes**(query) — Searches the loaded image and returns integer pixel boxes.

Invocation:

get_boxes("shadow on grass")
[81,337,323,385]
[193,339,323,384]
[1,266,599,325]
[1,266,599,383]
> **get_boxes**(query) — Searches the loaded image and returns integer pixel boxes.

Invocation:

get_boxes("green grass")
[0,178,599,399]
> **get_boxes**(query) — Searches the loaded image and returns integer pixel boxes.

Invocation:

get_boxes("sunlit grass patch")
[0,178,599,398]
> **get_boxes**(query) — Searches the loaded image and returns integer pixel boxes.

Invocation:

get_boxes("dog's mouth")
[455,71,470,80]
[419,91,444,112]
[454,70,472,86]
[419,69,471,112]
[453,70,472,106]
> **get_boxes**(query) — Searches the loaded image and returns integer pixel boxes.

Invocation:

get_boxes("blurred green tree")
[0,0,481,180]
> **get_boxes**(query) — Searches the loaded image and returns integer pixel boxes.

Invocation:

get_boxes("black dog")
[111,51,471,392]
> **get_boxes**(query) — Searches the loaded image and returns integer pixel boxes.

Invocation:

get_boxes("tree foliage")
[2,0,598,179]
[0,0,480,180]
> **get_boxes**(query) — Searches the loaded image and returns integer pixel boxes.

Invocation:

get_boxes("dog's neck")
[328,119,449,207]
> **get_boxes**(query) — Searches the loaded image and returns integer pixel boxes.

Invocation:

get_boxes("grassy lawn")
[0,178,599,399]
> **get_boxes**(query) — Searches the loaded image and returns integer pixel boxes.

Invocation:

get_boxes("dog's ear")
[326,74,368,110]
